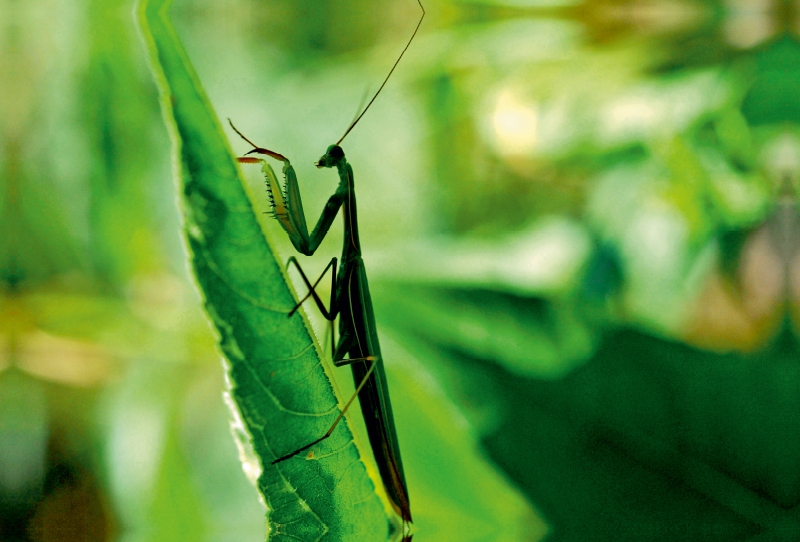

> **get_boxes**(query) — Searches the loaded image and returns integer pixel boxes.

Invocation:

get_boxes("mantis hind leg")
[276,258,379,464]
[270,356,378,465]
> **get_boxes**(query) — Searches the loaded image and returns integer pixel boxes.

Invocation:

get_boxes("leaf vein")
[203,250,292,313]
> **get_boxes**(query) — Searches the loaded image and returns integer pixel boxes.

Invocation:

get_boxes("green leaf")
[135,0,388,540]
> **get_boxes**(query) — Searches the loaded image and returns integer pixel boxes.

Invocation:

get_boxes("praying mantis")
[230,1,424,537]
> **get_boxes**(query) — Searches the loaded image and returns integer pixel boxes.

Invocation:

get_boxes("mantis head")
[315,145,344,169]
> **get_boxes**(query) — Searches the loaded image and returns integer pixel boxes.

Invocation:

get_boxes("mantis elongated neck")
[335,158,362,256]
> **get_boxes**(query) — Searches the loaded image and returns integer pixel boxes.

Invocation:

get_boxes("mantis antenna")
[335,0,425,146]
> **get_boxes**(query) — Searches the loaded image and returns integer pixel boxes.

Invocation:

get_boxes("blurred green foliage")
[3,0,800,540]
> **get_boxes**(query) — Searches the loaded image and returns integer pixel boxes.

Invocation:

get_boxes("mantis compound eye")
[315,145,345,168]
[327,145,344,160]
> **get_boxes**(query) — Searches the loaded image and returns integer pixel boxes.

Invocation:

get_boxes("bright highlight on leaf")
[492,90,540,155]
